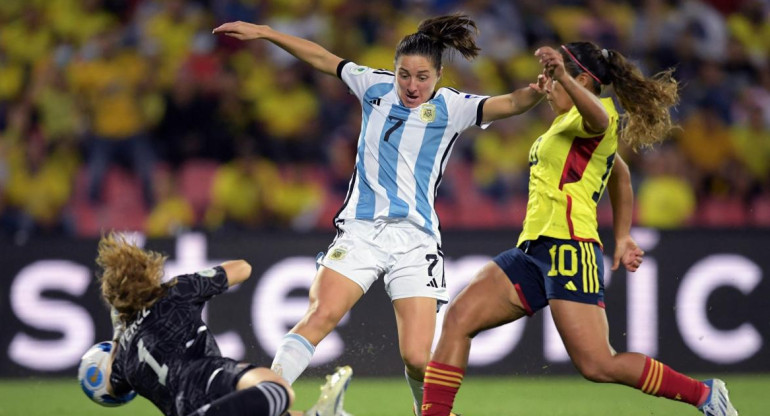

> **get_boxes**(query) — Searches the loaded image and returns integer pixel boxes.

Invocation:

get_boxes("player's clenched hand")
[212,21,268,40]
[534,46,566,81]
[612,235,644,272]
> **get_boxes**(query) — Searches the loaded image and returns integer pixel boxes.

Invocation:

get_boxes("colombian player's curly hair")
[560,41,679,151]
[97,232,173,323]
[395,13,481,70]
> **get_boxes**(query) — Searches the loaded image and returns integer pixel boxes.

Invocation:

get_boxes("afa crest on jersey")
[419,103,436,123]
[329,247,348,260]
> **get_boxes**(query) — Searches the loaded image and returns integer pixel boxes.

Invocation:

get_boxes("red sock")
[422,361,464,416]
[635,356,707,407]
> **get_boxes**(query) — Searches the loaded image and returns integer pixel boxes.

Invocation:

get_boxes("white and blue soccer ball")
[78,341,137,407]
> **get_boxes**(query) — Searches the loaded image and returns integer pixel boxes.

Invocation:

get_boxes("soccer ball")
[78,341,137,407]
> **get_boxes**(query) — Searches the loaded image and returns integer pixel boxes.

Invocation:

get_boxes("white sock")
[405,368,424,415]
[271,333,315,385]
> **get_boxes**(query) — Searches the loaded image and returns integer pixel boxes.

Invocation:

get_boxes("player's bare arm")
[481,74,547,123]
[536,46,609,133]
[213,21,343,76]
[221,259,252,286]
[607,155,643,272]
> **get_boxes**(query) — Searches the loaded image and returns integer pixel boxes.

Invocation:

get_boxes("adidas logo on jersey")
[564,281,577,291]
[368,97,381,106]
[426,278,438,288]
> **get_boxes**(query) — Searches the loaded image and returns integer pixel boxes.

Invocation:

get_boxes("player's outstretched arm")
[607,155,643,272]
[221,260,252,287]
[212,21,343,76]
[481,70,548,123]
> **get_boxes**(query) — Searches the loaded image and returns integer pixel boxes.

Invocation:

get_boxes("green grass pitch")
[2,375,767,415]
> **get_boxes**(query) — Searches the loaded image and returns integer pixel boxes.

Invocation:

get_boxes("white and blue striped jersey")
[334,60,491,242]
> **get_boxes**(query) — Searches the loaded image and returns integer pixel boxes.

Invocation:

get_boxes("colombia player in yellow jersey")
[422,42,738,416]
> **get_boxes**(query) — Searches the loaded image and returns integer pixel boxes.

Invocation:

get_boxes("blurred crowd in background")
[1,0,769,241]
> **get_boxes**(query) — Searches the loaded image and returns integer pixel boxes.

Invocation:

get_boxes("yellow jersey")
[517,97,619,247]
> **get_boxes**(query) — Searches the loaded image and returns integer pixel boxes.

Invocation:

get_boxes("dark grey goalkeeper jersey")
[110,266,229,416]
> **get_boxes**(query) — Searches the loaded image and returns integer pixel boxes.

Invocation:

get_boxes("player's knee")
[441,302,478,338]
[401,350,429,376]
[304,302,344,333]
[574,358,613,383]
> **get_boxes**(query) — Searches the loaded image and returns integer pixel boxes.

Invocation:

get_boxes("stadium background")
[1,0,769,414]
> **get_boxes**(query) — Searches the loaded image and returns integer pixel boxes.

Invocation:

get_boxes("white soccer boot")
[304,366,353,416]
[699,379,738,416]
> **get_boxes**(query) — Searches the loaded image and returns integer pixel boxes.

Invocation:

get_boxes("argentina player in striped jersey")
[214,13,547,414]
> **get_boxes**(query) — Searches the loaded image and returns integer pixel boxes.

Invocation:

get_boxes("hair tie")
[601,49,610,60]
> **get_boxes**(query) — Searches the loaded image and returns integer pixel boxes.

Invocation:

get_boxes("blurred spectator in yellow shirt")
[204,139,278,230]
[0,5,52,67]
[69,28,157,209]
[636,144,697,229]
[265,165,325,231]
[730,89,770,199]
[139,0,200,88]
[4,132,76,241]
[30,61,85,145]
[145,169,195,237]
[727,0,770,67]
[253,64,319,161]
[676,101,736,196]
[47,0,115,47]
[0,51,26,102]
[230,39,277,104]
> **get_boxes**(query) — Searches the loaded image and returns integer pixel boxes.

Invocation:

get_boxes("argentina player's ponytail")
[395,13,481,71]
[559,42,679,151]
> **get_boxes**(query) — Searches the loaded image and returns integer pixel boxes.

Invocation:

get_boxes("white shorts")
[318,219,448,305]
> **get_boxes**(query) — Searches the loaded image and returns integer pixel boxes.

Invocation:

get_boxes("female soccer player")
[93,232,351,416]
[421,43,738,416]
[213,14,546,414]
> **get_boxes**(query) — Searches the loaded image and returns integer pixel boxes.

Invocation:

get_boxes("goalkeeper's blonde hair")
[97,232,173,323]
